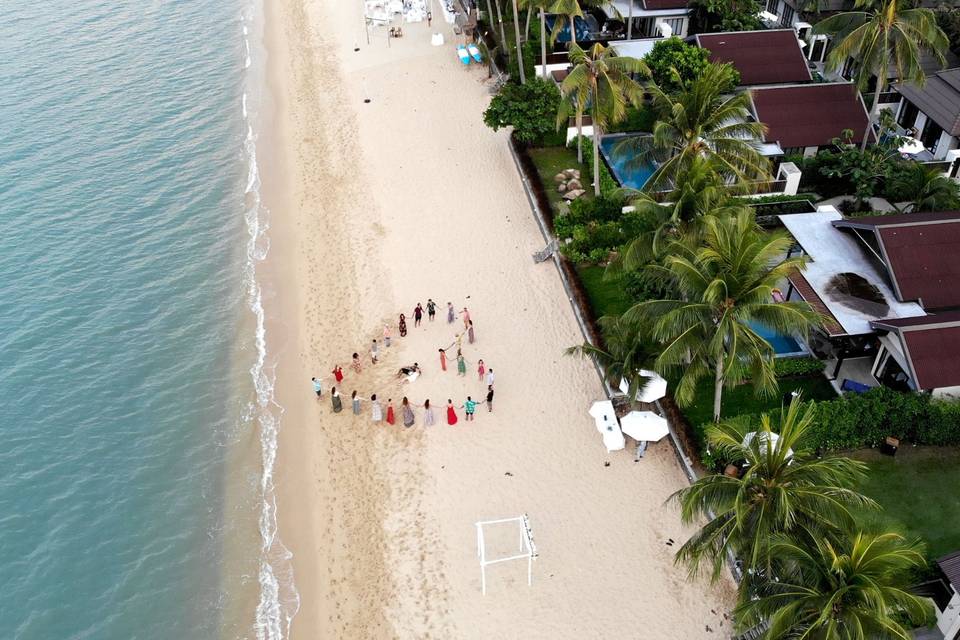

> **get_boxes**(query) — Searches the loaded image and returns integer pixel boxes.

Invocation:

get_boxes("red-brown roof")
[697,30,811,86]
[834,212,960,310]
[642,0,689,9]
[787,270,845,336]
[872,312,960,389]
[751,83,871,149]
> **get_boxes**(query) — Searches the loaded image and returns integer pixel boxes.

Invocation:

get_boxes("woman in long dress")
[422,399,435,426]
[351,390,361,415]
[477,359,485,381]
[456,352,466,376]
[332,365,344,383]
[467,320,475,344]
[398,313,407,337]
[447,302,455,324]
[352,353,363,374]
[446,399,458,426]
[401,397,415,427]
[371,394,382,422]
[331,387,343,413]
[439,348,447,371]
[386,399,396,425]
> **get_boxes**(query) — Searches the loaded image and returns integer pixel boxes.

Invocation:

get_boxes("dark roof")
[751,83,871,149]
[888,49,960,80]
[870,314,960,389]
[834,212,960,310]
[696,30,811,86]
[787,270,845,336]
[895,68,960,136]
[939,551,960,592]
[642,0,689,9]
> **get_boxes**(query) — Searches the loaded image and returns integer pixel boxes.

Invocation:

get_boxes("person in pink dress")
[439,348,447,371]
[460,307,471,330]
[477,359,485,381]
[446,399,458,425]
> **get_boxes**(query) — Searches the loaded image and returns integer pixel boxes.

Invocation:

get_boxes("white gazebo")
[475,514,537,595]
[589,400,624,452]
[618,369,668,403]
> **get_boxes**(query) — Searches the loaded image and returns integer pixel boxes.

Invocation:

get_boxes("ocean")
[0,1,296,638]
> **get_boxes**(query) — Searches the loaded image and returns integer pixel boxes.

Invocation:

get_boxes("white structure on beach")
[475,515,537,595]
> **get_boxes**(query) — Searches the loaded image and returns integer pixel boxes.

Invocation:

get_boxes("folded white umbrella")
[618,370,668,403]
[618,411,669,443]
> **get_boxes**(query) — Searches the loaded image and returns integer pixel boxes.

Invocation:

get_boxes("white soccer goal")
[474,514,537,595]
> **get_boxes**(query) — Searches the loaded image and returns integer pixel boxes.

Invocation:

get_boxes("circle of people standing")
[309,298,495,427]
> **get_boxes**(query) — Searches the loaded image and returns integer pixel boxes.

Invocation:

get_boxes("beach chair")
[467,43,482,63]
[456,45,470,65]
[840,379,872,394]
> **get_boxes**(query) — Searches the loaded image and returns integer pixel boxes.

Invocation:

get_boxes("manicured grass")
[527,146,591,208]
[680,374,838,429]
[576,265,631,319]
[850,446,960,558]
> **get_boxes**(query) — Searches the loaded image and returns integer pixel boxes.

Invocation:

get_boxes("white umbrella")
[743,431,793,459]
[619,411,669,443]
[898,137,925,155]
[618,370,668,403]
[589,400,624,452]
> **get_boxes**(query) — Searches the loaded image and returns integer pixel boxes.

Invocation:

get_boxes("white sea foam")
[241,4,300,639]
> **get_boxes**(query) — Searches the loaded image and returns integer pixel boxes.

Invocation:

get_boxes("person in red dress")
[446,399,458,425]
[332,365,344,383]
[386,399,396,425]
[439,348,447,371]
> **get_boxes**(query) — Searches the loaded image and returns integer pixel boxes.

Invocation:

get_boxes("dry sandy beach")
[262,0,735,637]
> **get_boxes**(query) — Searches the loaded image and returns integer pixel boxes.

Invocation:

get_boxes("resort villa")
[778,210,960,396]
[892,67,960,174]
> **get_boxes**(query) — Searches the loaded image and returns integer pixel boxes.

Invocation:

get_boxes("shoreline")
[261,0,737,637]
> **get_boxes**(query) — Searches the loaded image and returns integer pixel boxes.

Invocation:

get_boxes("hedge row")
[698,387,960,468]
[774,356,825,378]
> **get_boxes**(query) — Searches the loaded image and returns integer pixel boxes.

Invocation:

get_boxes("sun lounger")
[467,43,482,63]
[840,379,872,394]
[456,45,470,65]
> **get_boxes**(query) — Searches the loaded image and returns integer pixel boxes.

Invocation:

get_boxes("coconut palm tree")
[629,63,769,191]
[491,0,509,65]
[814,0,949,151]
[627,210,822,421]
[519,0,551,79]
[510,0,527,84]
[565,315,657,400]
[674,397,875,585]
[612,156,746,273]
[735,530,933,638]
[549,0,583,45]
[557,43,648,196]
[892,162,960,212]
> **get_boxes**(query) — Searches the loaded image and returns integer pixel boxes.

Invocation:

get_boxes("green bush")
[483,78,560,145]
[555,194,634,262]
[607,105,657,134]
[775,357,825,378]
[573,135,618,195]
[644,37,735,92]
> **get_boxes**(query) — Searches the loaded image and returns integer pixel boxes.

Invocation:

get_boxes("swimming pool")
[544,15,598,42]
[599,134,657,191]
[748,321,806,356]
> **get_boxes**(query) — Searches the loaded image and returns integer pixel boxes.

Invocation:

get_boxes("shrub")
[573,135,618,195]
[643,37,724,93]
[775,357,825,379]
[837,198,874,215]
[607,105,657,134]
[483,78,561,146]
[555,194,630,262]
[689,0,764,33]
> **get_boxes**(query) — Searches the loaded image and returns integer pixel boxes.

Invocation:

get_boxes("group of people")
[309,299,496,427]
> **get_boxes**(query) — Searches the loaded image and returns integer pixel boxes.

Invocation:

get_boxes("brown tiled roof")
[834,212,960,310]
[642,0,689,9]
[551,69,569,83]
[751,83,872,149]
[787,270,845,336]
[871,310,960,329]
[939,550,960,591]
[697,30,811,86]
[870,314,960,389]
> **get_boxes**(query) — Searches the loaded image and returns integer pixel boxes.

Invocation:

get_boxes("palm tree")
[630,63,770,191]
[565,315,657,400]
[892,162,960,212]
[491,0,509,66]
[735,530,933,638]
[558,43,648,196]
[510,0,527,84]
[612,156,745,273]
[549,0,583,46]
[628,210,822,421]
[814,0,949,151]
[674,397,876,584]
[519,0,551,79]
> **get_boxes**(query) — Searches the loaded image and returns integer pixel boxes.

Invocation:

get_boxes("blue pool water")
[599,135,657,190]
[0,1,289,638]
[748,321,804,355]
[544,15,596,42]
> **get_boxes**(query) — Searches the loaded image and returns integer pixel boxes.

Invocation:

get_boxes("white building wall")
[934,130,959,161]
[937,591,960,639]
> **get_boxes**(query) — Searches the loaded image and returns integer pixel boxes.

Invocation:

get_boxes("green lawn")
[850,446,960,558]
[527,146,591,209]
[681,374,838,429]
[576,265,631,319]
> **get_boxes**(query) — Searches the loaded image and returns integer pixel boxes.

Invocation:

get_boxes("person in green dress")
[456,350,466,376]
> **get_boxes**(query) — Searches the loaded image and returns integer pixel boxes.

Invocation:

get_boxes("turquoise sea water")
[0,2,292,638]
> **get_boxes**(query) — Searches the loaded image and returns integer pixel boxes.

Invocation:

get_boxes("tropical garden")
[480,1,960,635]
